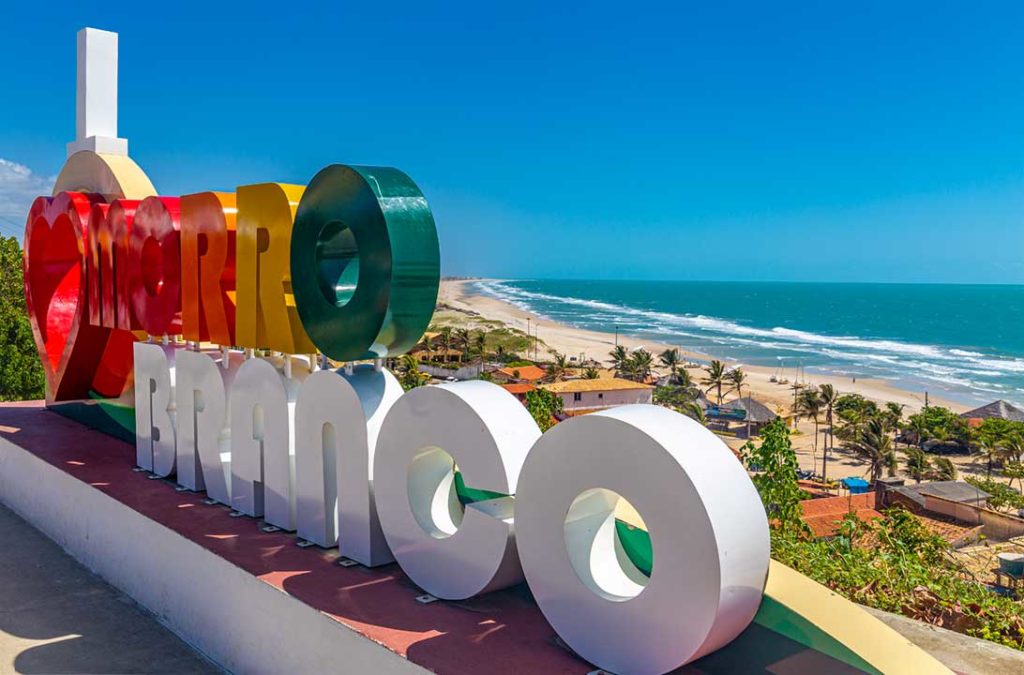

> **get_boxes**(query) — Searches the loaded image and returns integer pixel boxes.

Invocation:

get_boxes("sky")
[1,1,1023,284]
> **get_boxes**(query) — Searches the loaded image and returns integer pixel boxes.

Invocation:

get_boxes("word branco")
[24,152,769,675]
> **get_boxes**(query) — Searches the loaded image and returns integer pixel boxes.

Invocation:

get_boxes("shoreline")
[438,279,966,415]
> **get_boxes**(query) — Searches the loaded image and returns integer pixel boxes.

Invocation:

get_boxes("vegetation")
[653,384,705,423]
[833,393,879,423]
[745,418,1024,651]
[903,447,958,483]
[546,352,568,382]
[796,389,822,457]
[609,345,629,374]
[701,360,727,404]
[525,388,563,432]
[964,476,1024,512]
[905,405,970,450]
[972,417,1024,476]
[658,348,681,382]
[818,384,839,480]
[0,236,44,401]
[773,509,1024,650]
[608,346,655,382]
[396,354,428,391]
[426,314,536,362]
[844,416,897,482]
[741,418,809,538]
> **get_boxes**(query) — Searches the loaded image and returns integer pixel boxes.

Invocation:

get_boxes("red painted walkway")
[0,402,862,674]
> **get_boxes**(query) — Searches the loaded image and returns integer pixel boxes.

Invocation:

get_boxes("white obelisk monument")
[67,27,128,157]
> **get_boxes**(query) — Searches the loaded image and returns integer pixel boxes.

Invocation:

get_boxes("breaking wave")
[474,279,1024,403]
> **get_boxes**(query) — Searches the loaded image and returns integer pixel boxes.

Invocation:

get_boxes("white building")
[540,378,653,414]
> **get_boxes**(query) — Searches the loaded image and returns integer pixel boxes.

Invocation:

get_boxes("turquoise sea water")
[472,279,1024,407]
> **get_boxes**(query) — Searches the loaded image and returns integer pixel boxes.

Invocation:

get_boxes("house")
[799,491,982,547]
[493,364,546,383]
[960,400,1024,425]
[886,480,991,511]
[539,378,653,414]
[409,332,465,363]
[800,493,884,539]
[500,382,536,403]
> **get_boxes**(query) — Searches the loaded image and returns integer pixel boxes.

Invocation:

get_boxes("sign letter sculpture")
[19,27,778,675]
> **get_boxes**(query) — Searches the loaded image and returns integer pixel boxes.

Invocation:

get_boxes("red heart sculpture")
[23,192,132,401]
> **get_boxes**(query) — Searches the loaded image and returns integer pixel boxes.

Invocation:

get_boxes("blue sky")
[2,1,1023,283]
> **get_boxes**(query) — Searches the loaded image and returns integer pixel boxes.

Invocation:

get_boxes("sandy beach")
[439,279,966,415]
[437,279,982,481]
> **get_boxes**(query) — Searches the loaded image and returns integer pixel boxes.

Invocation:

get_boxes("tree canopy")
[0,236,44,401]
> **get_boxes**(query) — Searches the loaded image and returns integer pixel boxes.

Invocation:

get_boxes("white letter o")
[515,405,769,675]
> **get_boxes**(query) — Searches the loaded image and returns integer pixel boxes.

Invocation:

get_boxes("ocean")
[472,279,1024,407]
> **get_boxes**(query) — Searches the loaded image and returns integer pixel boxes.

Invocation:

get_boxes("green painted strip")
[453,471,507,505]
[753,595,879,674]
[615,519,653,576]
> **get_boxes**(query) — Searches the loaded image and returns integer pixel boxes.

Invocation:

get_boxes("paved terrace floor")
[0,503,219,674]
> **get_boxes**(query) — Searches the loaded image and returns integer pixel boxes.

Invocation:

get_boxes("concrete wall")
[979,507,1024,541]
[922,494,982,524]
[418,363,481,380]
[922,494,1024,541]
[0,436,421,675]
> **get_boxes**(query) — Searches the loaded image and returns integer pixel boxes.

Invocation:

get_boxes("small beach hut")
[706,396,778,436]
[960,400,1024,425]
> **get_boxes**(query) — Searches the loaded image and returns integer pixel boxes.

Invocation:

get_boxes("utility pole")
[526,317,531,361]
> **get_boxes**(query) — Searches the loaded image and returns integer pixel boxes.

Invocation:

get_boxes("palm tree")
[702,360,727,404]
[675,367,694,390]
[416,334,433,362]
[1002,433,1024,465]
[818,384,839,461]
[727,368,750,437]
[609,345,630,375]
[547,352,568,382]
[439,326,455,364]
[583,366,599,379]
[845,417,896,482]
[454,328,471,362]
[885,402,905,449]
[472,331,488,363]
[797,390,823,469]
[727,368,746,397]
[682,402,708,425]
[930,456,958,482]
[398,354,424,390]
[903,446,931,483]
[908,414,930,450]
[630,349,654,382]
[659,348,681,383]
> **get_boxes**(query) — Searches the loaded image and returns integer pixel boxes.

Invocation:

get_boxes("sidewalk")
[0,503,220,674]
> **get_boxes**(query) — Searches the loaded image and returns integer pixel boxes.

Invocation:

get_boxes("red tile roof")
[500,383,536,395]
[800,493,882,538]
[496,365,546,382]
[804,509,884,538]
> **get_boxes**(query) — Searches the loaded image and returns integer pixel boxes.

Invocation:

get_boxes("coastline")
[439,279,966,416]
